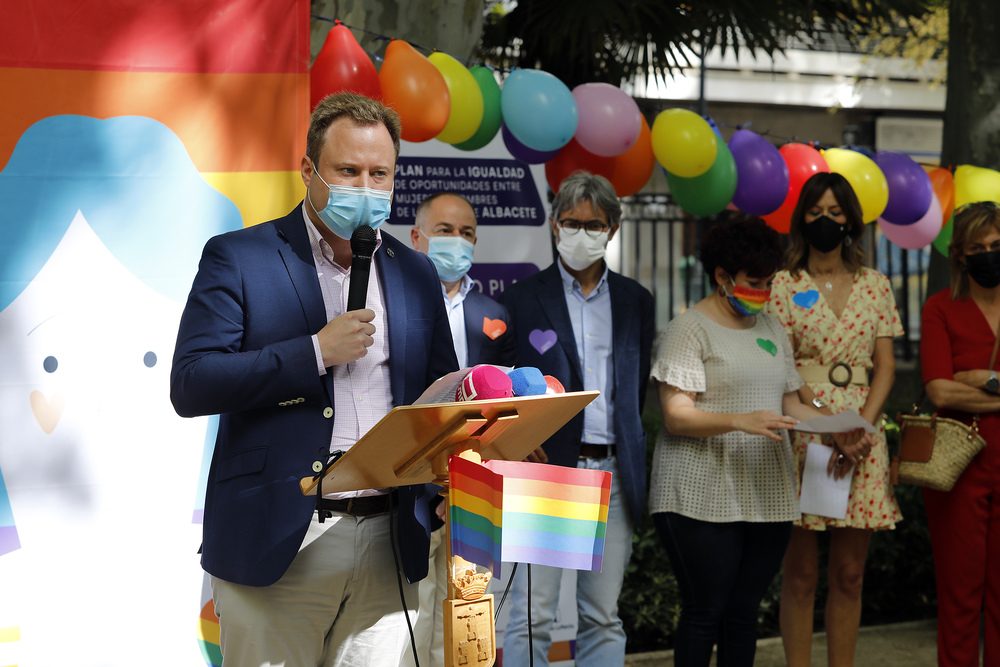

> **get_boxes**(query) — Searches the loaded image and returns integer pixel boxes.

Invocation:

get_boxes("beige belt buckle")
[828,362,852,387]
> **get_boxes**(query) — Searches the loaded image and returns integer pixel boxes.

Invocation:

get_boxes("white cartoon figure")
[0,115,240,666]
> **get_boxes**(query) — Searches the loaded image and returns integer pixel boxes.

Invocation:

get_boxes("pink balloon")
[572,83,642,157]
[878,192,944,250]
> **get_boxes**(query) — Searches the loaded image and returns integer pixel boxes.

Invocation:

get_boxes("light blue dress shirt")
[441,274,474,369]
[556,260,615,444]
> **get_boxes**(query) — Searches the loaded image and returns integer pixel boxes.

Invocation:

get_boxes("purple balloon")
[875,150,934,226]
[502,123,559,164]
[728,129,789,216]
[878,191,944,249]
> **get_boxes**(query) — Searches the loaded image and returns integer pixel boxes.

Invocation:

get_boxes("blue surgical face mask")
[421,229,475,282]
[308,166,392,240]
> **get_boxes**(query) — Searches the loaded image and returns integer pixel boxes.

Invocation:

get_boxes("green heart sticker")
[756,338,777,356]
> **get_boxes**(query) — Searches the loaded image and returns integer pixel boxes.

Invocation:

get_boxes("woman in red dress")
[921,201,1000,666]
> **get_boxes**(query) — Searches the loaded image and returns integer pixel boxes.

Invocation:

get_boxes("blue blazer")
[170,205,458,587]
[463,289,516,367]
[499,262,654,523]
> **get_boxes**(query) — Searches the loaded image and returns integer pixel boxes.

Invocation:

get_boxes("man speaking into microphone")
[170,93,458,667]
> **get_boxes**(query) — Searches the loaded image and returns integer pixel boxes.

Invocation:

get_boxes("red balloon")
[608,115,655,197]
[926,167,955,224]
[378,40,450,143]
[762,143,829,234]
[545,138,615,193]
[310,21,381,110]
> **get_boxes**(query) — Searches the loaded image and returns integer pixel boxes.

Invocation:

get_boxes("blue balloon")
[844,144,875,160]
[501,123,559,164]
[501,69,578,152]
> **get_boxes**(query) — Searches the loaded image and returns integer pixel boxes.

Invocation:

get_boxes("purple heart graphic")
[529,329,557,355]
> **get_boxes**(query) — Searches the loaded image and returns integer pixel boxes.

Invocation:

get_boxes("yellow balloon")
[429,52,484,145]
[650,108,718,178]
[954,164,1000,208]
[821,148,888,223]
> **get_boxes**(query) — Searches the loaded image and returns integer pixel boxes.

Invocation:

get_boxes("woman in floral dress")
[765,172,903,667]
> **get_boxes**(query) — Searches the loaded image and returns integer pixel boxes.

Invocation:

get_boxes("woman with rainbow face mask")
[766,172,902,667]
[650,217,845,666]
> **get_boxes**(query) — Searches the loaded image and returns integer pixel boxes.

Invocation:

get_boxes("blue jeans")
[503,456,633,666]
[653,512,792,667]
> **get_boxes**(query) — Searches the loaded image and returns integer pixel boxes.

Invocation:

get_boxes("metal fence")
[616,192,929,360]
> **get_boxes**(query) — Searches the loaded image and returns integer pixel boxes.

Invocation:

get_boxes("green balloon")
[932,214,954,256]
[665,141,738,217]
[453,66,502,151]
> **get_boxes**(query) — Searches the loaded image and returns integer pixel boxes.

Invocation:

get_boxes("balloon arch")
[313,20,1000,254]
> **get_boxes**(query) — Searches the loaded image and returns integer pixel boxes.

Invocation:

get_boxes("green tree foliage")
[480,0,933,87]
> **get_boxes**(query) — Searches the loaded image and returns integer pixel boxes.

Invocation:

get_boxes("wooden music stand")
[299,391,598,667]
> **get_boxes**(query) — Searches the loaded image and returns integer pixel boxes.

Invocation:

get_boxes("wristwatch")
[811,397,826,409]
[987,371,999,394]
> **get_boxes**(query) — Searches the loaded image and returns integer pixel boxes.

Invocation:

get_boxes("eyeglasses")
[557,218,611,239]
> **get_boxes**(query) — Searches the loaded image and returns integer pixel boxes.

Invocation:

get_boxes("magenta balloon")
[572,83,642,157]
[502,123,559,164]
[728,129,789,216]
[874,151,934,226]
[878,191,944,249]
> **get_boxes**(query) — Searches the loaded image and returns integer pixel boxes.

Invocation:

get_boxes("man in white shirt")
[404,192,515,667]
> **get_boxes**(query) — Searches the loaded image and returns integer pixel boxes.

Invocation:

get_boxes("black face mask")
[802,215,848,254]
[965,250,1000,289]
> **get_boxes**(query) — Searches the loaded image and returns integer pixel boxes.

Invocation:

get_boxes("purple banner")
[468,262,542,300]
[392,156,546,227]
[0,524,20,556]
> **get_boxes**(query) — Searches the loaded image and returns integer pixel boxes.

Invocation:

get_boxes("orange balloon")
[378,40,450,143]
[927,167,955,223]
[310,21,381,110]
[608,115,654,197]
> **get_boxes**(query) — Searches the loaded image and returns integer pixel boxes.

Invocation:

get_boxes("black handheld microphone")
[347,224,377,311]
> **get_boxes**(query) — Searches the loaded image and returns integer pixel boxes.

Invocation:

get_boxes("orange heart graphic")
[483,317,507,340]
[30,390,66,434]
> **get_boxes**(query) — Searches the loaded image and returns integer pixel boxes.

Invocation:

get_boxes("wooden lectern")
[300,391,598,667]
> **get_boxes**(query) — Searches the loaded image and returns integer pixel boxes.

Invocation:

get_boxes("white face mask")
[556,229,609,271]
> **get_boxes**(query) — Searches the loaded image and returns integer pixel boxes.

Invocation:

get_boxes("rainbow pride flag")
[449,457,612,574]
[486,460,611,572]
[449,455,504,576]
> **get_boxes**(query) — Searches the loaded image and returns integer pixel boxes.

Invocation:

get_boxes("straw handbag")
[891,320,998,492]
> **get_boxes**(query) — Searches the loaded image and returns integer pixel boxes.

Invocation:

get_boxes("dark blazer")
[462,288,516,367]
[170,205,458,587]
[498,262,654,523]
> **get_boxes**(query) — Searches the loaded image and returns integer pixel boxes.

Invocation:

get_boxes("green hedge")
[621,407,937,654]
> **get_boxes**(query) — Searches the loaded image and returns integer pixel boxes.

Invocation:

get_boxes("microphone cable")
[388,493,421,667]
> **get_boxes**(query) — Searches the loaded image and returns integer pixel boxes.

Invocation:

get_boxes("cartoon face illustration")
[0,115,240,665]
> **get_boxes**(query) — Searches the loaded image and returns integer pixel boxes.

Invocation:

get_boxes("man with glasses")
[498,171,654,666]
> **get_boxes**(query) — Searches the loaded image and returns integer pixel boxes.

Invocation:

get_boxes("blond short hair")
[306,93,402,164]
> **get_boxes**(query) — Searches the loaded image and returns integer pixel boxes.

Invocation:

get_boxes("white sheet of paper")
[799,442,853,519]
[792,408,877,435]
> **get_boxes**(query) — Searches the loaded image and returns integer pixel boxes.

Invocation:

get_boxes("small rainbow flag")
[449,455,504,576]
[485,460,611,572]
[449,457,612,574]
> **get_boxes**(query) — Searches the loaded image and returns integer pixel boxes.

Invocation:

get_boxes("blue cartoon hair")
[0,115,243,311]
